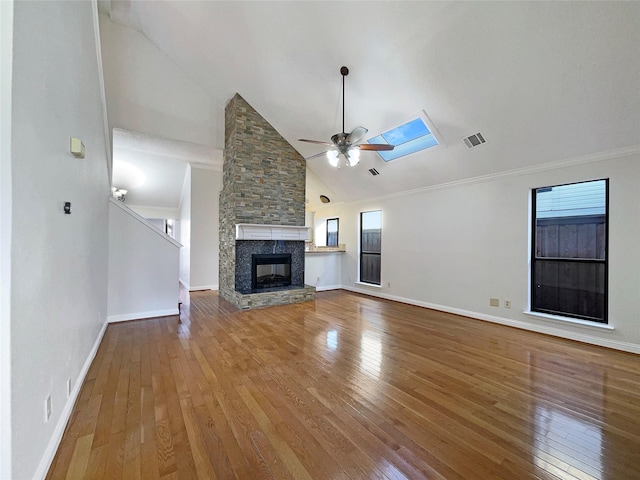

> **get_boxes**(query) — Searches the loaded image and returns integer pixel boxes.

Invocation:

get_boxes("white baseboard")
[315,285,341,292]
[179,279,218,292]
[107,308,178,323]
[34,320,108,480]
[189,284,218,291]
[342,285,640,355]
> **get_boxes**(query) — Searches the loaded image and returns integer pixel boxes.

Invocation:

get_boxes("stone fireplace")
[219,94,315,309]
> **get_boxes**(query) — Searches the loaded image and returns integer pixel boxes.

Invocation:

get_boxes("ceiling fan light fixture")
[299,66,394,166]
[347,148,360,166]
[327,150,339,167]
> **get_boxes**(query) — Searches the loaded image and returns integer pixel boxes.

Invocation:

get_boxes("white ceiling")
[99,1,640,213]
[111,128,222,209]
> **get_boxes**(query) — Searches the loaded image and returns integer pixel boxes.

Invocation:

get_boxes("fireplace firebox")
[252,254,292,291]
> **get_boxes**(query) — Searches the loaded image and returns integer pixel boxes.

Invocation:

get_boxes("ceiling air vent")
[463,132,486,149]
[368,168,380,176]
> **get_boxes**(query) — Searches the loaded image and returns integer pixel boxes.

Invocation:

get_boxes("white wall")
[313,212,345,247]
[305,210,314,242]
[179,166,192,288]
[107,200,180,322]
[305,206,345,289]
[316,150,640,353]
[305,254,342,290]
[128,204,180,221]
[145,217,165,232]
[0,1,14,477]
[9,2,111,478]
[189,166,222,290]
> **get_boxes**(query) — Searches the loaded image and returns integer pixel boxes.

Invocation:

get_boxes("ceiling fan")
[298,66,394,167]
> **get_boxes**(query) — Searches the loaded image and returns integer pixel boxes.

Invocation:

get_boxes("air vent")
[368,168,380,176]
[463,132,486,149]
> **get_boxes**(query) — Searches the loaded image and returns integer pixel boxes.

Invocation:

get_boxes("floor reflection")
[326,329,338,351]
[360,330,382,378]
[533,405,603,479]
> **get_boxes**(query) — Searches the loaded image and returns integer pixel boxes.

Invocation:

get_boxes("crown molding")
[351,144,640,206]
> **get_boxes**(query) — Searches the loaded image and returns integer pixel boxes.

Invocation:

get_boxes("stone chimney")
[219,94,315,309]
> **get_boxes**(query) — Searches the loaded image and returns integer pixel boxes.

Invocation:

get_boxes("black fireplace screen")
[252,254,292,290]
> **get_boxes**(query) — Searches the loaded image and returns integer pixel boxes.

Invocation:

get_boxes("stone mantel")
[236,224,310,241]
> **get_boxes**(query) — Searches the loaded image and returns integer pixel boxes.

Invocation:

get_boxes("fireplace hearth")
[252,253,292,291]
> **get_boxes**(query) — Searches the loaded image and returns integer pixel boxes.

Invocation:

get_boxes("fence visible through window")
[360,211,381,285]
[327,218,339,247]
[532,179,608,323]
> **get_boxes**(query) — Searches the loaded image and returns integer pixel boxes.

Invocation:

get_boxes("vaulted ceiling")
[98,1,640,212]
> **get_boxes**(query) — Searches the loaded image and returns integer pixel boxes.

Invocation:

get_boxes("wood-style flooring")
[47,290,640,479]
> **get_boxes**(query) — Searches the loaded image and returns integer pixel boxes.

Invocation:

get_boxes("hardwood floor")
[47,290,640,479]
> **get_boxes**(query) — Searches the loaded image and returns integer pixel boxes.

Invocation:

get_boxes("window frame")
[530,179,609,323]
[367,110,445,162]
[326,218,339,247]
[359,210,382,286]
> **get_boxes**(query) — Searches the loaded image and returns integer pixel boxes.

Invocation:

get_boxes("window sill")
[355,281,382,289]
[523,310,614,330]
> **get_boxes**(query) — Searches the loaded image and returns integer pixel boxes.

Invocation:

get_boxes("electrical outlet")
[505,299,512,309]
[490,298,499,307]
[45,395,51,422]
[67,378,72,398]
[387,282,391,288]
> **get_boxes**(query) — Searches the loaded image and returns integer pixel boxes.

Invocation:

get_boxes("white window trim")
[523,310,614,331]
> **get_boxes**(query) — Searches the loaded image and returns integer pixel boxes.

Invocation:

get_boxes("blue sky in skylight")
[368,117,439,161]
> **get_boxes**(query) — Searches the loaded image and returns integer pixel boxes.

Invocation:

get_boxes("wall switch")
[387,282,391,288]
[504,300,512,309]
[490,298,499,307]
[45,395,51,422]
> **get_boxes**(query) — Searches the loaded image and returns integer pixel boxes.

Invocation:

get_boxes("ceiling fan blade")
[358,143,395,151]
[298,139,334,146]
[346,126,368,145]
[304,150,331,161]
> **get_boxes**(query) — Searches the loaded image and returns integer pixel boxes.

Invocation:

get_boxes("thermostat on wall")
[70,137,85,159]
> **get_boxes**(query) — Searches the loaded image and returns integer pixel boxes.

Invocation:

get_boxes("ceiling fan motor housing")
[331,132,349,147]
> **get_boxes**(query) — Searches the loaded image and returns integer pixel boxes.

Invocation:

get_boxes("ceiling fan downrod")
[340,66,349,135]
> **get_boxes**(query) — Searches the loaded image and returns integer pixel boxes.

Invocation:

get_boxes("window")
[326,218,339,247]
[360,210,382,285]
[531,179,608,323]
[367,113,442,162]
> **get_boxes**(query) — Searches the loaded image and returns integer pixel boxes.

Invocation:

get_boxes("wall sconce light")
[111,187,128,202]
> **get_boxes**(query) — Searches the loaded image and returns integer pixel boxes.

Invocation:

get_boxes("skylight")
[368,115,442,162]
